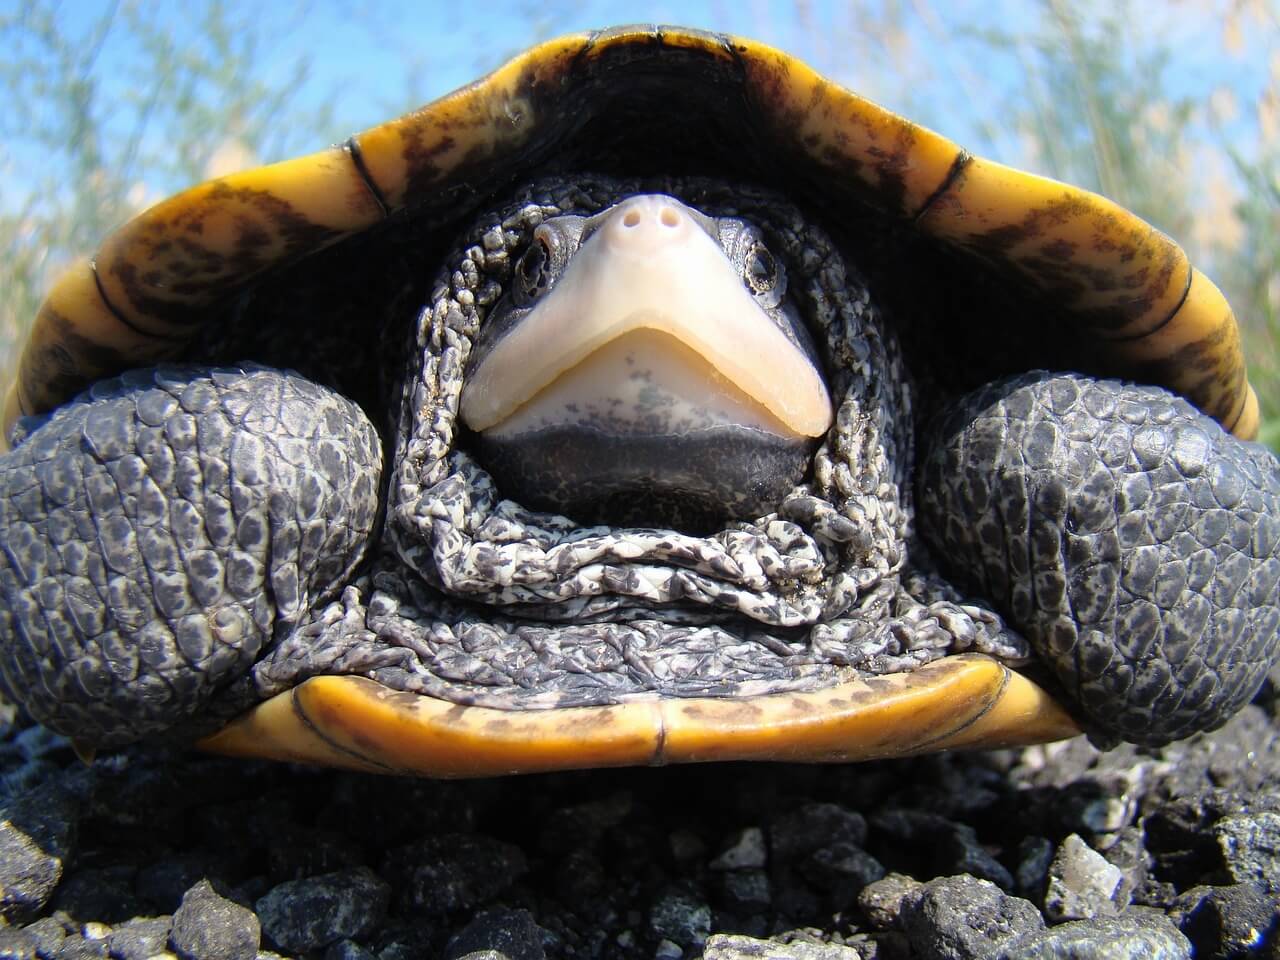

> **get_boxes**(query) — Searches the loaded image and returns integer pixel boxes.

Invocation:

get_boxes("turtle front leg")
[916,372,1280,746]
[0,365,383,747]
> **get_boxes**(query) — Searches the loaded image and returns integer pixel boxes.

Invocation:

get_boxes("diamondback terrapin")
[2,26,1278,776]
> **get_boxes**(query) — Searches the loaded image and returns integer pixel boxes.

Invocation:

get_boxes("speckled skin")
[1,176,1276,751]
[0,367,382,744]
[919,374,1280,744]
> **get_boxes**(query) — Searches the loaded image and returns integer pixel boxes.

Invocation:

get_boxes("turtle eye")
[744,245,778,296]
[515,237,552,301]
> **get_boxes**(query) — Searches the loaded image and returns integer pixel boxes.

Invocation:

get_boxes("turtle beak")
[460,194,832,440]
[457,194,833,525]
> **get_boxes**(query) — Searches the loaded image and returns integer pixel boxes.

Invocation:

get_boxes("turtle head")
[458,193,832,528]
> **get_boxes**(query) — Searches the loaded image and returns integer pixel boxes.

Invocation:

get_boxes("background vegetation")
[1,0,1276,448]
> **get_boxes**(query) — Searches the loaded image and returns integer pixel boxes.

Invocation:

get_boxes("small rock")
[52,867,143,926]
[52,935,108,959]
[871,810,1012,889]
[21,916,68,958]
[136,855,233,914]
[802,843,886,907]
[654,940,683,960]
[711,828,768,870]
[0,779,79,923]
[554,848,604,902]
[648,890,711,948]
[715,869,772,914]
[106,916,173,960]
[323,940,379,960]
[1099,827,1150,906]
[993,912,1191,959]
[703,933,865,958]
[0,927,39,960]
[169,879,260,960]
[256,867,390,954]
[669,830,706,863]
[382,834,527,914]
[858,874,922,931]
[771,804,867,863]
[1213,812,1280,893]
[1014,836,1055,902]
[1169,883,1279,959]
[265,825,365,882]
[1044,834,1125,921]
[536,793,631,854]
[444,908,547,960]
[900,875,1043,960]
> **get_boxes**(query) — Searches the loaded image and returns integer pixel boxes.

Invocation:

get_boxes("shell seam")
[345,138,390,218]
[90,260,187,341]
[290,685,395,773]
[1102,262,1194,343]
[913,150,971,222]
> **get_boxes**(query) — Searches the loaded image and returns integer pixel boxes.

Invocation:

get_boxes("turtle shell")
[4,24,1259,445]
[1,25,1267,774]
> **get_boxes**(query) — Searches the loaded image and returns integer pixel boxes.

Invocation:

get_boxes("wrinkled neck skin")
[223,175,1029,725]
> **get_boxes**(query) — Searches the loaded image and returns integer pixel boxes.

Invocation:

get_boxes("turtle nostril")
[660,207,680,228]
[622,210,641,228]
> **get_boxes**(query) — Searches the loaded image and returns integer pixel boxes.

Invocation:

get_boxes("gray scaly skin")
[0,175,1277,749]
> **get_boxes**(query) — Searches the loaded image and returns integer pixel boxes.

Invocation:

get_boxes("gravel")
[2,686,1280,959]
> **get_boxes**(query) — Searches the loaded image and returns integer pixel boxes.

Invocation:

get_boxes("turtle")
[1,24,1278,778]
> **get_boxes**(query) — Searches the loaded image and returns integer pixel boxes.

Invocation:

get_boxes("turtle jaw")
[457,193,832,526]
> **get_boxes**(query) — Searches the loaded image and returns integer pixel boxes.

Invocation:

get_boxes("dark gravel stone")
[0,779,79,923]
[536,793,632,854]
[1014,836,1055,902]
[771,804,867,863]
[256,866,390,954]
[703,934,866,958]
[19,916,68,959]
[858,873,922,931]
[265,824,365,882]
[715,869,772,914]
[382,834,527,915]
[169,879,260,960]
[105,916,171,960]
[993,912,1192,959]
[51,868,142,926]
[900,875,1044,960]
[51,935,107,960]
[649,889,712,948]
[1213,812,1280,893]
[0,927,39,960]
[711,827,768,870]
[1044,834,1126,921]
[322,939,379,960]
[802,842,886,907]
[1168,883,1280,959]
[871,810,1012,889]
[444,907,547,960]
[135,854,235,914]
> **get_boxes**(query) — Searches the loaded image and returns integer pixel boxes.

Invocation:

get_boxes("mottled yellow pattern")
[198,655,1080,775]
